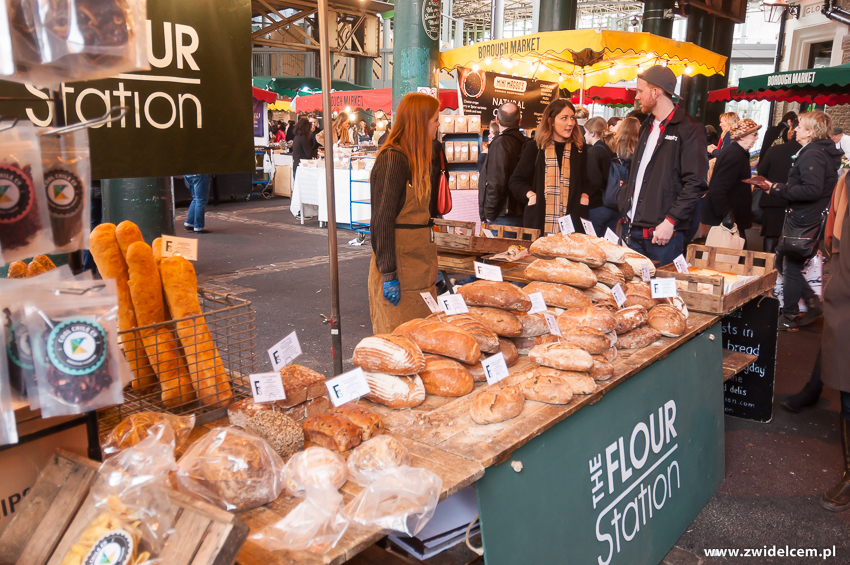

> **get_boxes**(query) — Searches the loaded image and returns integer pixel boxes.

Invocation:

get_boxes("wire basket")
[97,290,256,439]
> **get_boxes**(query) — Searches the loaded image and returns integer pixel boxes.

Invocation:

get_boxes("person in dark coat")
[584,116,617,235]
[707,112,738,158]
[760,111,798,157]
[705,125,719,147]
[753,111,844,331]
[480,103,527,225]
[291,118,317,178]
[285,120,296,142]
[757,136,803,253]
[701,119,761,242]
[509,98,589,234]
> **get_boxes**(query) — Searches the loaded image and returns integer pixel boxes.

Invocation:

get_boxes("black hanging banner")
[722,296,780,422]
[457,67,559,129]
[0,0,253,179]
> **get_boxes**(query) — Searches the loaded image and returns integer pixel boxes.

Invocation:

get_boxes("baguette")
[427,313,500,353]
[614,305,648,335]
[525,258,597,289]
[301,413,361,452]
[529,343,594,372]
[466,307,523,338]
[523,281,592,309]
[114,220,145,260]
[470,384,524,424]
[329,404,384,441]
[353,334,426,375]
[393,318,481,364]
[160,256,233,407]
[419,355,474,397]
[529,234,607,267]
[519,374,574,405]
[364,373,426,409]
[458,281,532,312]
[557,306,616,334]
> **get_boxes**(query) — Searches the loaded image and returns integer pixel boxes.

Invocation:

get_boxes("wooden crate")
[433,219,539,256]
[0,450,249,565]
[654,245,777,315]
[438,252,476,270]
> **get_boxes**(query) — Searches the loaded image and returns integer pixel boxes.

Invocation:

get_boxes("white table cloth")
[290,167,371,227]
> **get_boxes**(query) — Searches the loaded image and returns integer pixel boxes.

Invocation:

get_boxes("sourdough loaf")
[556,328,611,354]
[528,234,606,267]
[393,318,481,364]
[467,307,523,337]
[648,304,687,337]
[525,257,597,289]
[529,343,594,372]
[458,280,532,312]
[590,356,615,381]
[499,338,519,366]
[364,373,427,409]
[557,306,616,334]
[592,263,625,288]
[470,384,525,424]
[523,281,593,309]
[623,251,655,277]
[617,325,663,349]
[624,282,657,310]
[419,355,474,396]
[519,375,574,404]
[511,335,545,355]
[614,305,648,335]
[353,334,426,375]
[516,312,549,337]
[534,367,597,394]
[427,313,500,353]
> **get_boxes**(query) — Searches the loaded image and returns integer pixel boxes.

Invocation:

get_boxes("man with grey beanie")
[617,65,709,265]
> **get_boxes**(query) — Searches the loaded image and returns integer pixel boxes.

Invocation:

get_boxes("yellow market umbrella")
[441,29,727,101]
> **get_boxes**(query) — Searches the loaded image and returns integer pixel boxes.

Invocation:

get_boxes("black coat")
[700,142,753,231]
[509,139,589,233]
[759,123,790,157]
[757,139,802,209]
[480,128,527,221]
[617,106,709,229]
[291,134,317,175]
[710,131,732,158]
[586,139,614,209]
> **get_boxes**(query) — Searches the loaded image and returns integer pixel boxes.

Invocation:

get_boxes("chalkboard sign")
[721,296,779,422]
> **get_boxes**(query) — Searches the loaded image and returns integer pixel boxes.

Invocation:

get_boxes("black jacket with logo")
[479,128,527,220]
[617,106,709,229]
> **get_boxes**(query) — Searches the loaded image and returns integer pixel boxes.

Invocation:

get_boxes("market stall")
[709,62,850,106]
[290,159,373,227]
[291,88,460,114]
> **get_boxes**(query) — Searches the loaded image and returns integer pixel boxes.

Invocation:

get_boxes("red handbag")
[436,150,452,216]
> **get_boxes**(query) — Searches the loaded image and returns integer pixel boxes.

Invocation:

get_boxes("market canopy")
[252,76,371,98]
[571,86,635,107]
[252,86,277,104]
[709,83,850,107]
[726,62,850,106]
[291,88,459,114]
[439,29,727,92]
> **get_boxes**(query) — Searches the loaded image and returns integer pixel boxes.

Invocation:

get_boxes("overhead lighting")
[762,0,800,22]
[344,106,351,113]
[485,58,492,65]
[684,65,695,75]
[472,63,480,71]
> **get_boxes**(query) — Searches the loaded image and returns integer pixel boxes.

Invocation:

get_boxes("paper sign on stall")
[611,284,627,307]
[558,215,575,234]
[673,254,690,274]
[249,372,287,403]
[528,292,547,314]
[160,235,199,261]
[542,312,561,336]
[440,294,469,315]
[268,331,302,371]
[581,219,597,237]
[481,352,510,385]
[650,278,678,299]
[421,292,441,313]
[641,264,651,282]
[604,228,619,244]
[326,367,371,407]
[474,262,503,282]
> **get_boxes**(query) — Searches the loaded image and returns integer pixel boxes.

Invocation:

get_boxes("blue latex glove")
[383,280,401,306]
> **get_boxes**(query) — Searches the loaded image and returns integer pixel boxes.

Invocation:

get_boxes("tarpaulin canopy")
[709,83,850,107]
[252,86,277,104]
[738,62,850,95]
[270,100,293,111]
[252,76,370,98]
[439,29,727,92]
[290,88,459,113]
[571,86,635,107]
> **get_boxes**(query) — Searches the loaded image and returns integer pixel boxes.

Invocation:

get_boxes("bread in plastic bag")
[39,127,91,253]
[176,426,285,512]
[345,466,442,537]
[249,489,349,555]
[0,324,19,446]
[347,435,411,487]
[102,412,195,458]
[283,447,348,498]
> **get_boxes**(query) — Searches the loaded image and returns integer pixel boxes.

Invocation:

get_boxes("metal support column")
[642,0,676,37]
[531,0,541,33]
[704,16,735,129]
[442,0,453,44]
[492,0,505,39]
[538,0,577,32]
[391,0,440,110]
[102,177,174,243]
[455,18,464,48]
[679,8,715,124]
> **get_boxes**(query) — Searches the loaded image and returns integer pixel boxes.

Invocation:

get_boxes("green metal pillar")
[642,0,676,37]
[679,8,715,124]
[704,17,735,129]
[353,24,373,88]
[102,178,174,243]
[538,0,577,32]
[391,0,440,110]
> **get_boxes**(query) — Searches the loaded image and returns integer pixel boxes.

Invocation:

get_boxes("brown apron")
[368,180,438,334]
[822,182,850,392]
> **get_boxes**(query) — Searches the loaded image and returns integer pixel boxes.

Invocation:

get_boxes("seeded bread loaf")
[246,411,304,460]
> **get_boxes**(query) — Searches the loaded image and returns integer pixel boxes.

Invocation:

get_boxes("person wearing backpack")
[585,117,618,235]
[588,117,640,237]
[480,103,527,226]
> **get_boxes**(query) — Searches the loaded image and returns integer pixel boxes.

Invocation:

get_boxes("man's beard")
[640,95,657,115]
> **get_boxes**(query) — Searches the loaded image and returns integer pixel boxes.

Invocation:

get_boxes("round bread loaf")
[459,280,532,312]
[533,367,597,395]
[523,281,593,309]
[589,356,615,381]
[499,338,520,366]
[614,305,648,335]
[419,355,474,396]
[353,334,425,375]
[470,384,525,424]
[592,263,625,288]
[663,296,689,318]
[510,335,545,355]
[648,304,687,337]
[468,306,523,337]
[557,328,611,354]
[617,325,663,349]
[519,374,574,404]
[557,306,616,334]
[529,343,594,372]
[623,282,657,310]
[525,257,597,289]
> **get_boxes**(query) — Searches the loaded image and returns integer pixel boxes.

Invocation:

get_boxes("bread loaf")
[511,335,545,355]
[458,280,532,312]
[393,318,481,364]
[529,234,606,267]
[160,256,233,407]
[7,261,26,278]
[499,369,535,388]
[467,307,523,338]
[499,338,519,366]
[618,261,635,281]
[516,312,548,337]
[353,334,425,375]
[623,251,655,277]
[246,411,304,460]
[592,263,625,288]
[583,284,614,304]
[525,258,597,289]
[601,346,618,362]
[529,343,594,372]
[624,282,657,310]
[578,235,627,264]
[523,281,592,309]
[329,404,384,440]
[114,220,145,260]
[26,255,55,277]
[301,413,362,452]
[364,373,426,409]
[533,366,597,394]
[663,296,689,318]
[470,384,524,424]
[614,305,648,335]
[557,306,616,334]
[617,325,663,349]
[419,355,474,396]
[519,374,574,404]
[228,398,273,429]
[590,356,615,381]
[427,313,500,353]
[279,364,327,406]
[461,359,486,382]
[556,328,611,354]
[648,304,687,337]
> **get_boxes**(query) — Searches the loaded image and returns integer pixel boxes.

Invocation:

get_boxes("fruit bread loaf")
[557,306,616,334]
[329,404,385,441]
[529,234,606,267]
[458,280,532,312]
[467,307,523,337]
[647,304,687,337]
[301,413,362,452]
[614,305,648,335]
[525,257,597,289]
[470,384,525,424]
[529,343,594,372]
[519,374,574,405]
[419,355,474,396]
[617,325,663,349]
[393,318,481,364]
[352,334,426,375]
[523,281,592,309]
[364,373,426,409]
[426,313,500,353]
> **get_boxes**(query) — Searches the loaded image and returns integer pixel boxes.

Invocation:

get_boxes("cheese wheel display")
[419,355,474,397]
[523,281,592,309]
[525,257,597,289]
[427,313,500,353]
[363,373,426,409]
[470,384,525,425]
[393,318,481,364]
[458,280,532,312]
[647,304,687,337]
[529,343,594,372]
[467,307,523,338]
[614,305,648,335]
[352,334,426,375]
[528,234,606,267]
[617,325,663,349]
[557,306,616,334]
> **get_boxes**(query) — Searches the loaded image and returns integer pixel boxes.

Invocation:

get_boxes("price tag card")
[474,262,504,282]
[641,264,651,282]
[650,277,678,299]
[482,229,495,238]
[604,228,620,244]
[542,311,561,336]
[611,283,627,308]
[160,235,199,261]
[528,292,547,314]
[558,215,575,235]
[326,367,371,407]
[673,254,690,274]
[267,331,302,372]
[581,218,597,237]
[420,292,441,314]
[440,294,469,315]
[249,372,287,403]
[481,352,510,385]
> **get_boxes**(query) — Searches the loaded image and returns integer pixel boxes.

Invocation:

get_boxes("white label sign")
[528,292,547,314]
[420,292,441,314]
[673,254,690,274]
[641,264,651,282]
[326,367,371,407]
[604,228,620,244]
[160,235,199,261]
[581,218,597,237]
[267,331,302,371]
[440,294,469,315]
[558,215,575,235]
[482,229,495,238]
[481,352,510,385]
[542,311,561,336]
[474,262,504,282]
[611,283,627,308]
[249,372,287,403]
[650,277,678,299]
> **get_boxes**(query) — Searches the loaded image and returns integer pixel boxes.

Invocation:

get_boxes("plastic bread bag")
[31,0,150,84]
[59,431,177,565]
[22,278,125,418]
[283,447,348,498]
[102,412,195,458]
[175,426,285,512]
[345,466,442,537]
[39,127,91,253]
[347,436,411,487]
[1,0,56,86]
[249,488,349,555]
[0,325,19,446]
[0,119,55,263]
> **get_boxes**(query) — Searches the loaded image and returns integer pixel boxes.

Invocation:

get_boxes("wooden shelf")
[722,349,758,382]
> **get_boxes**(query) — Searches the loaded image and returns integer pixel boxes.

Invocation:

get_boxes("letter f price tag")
[558,215,575,235]
[268,331,302,372]
[673,254,689,274]
[481,352,510,385]
[249,373,287,403]
[440,294,469,315]
[326,367,371,407]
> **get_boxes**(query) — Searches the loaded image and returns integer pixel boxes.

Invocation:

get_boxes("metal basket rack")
[97,290,257,439]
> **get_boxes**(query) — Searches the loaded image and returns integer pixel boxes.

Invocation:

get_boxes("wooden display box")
[655,245,777,315]
[434,219,539,256]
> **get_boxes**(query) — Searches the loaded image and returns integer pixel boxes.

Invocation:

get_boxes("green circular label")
[0,164,34,224]
[83,529,134,565]
[47,318,106,376]
[6,322,32,371]
[44,167,84,217]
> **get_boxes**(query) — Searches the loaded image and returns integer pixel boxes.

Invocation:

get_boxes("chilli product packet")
[39,127,91,253]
